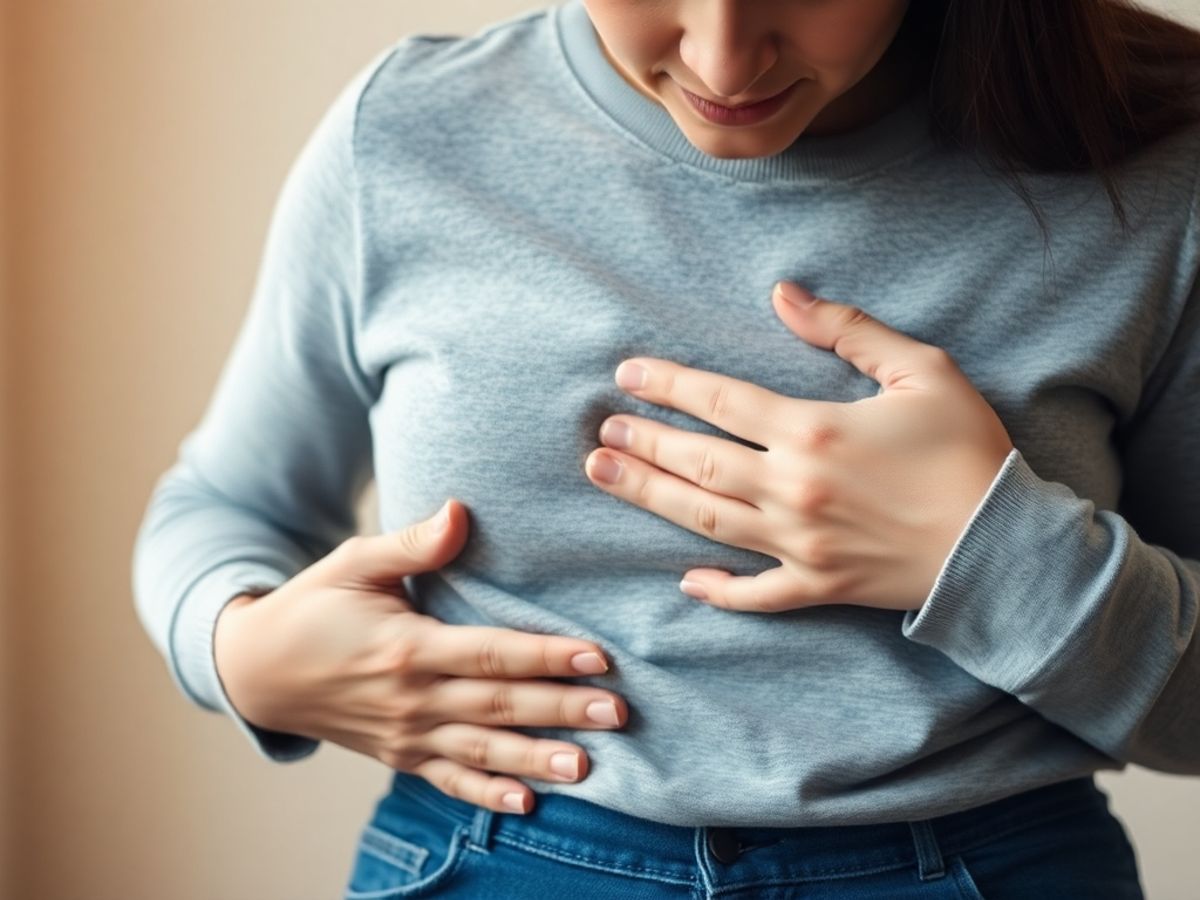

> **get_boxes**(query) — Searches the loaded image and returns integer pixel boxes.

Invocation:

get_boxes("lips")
[687,85,792,109]
[680,81,798,126]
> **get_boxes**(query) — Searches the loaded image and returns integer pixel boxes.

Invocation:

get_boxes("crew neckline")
[552,0,935,183]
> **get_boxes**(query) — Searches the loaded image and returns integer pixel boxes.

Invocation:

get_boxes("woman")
[131,0,1200,896]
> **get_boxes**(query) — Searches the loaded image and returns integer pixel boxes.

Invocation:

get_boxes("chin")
[677,123,796,160]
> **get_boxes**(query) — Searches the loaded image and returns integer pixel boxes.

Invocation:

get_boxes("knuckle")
[839,304,873,329]
[786,476,833,516]
[477,637,507,678]
[489,684,517,725]
[379,724,416,759]
[705,381,731,422]
[388,692,423,723]
[465,735,492,770]
[335,534,369,562]
[384,744,422,772]
[694,446,720,491]
[441,769,463,801]
[923,345,959,372]
[694,501,720,538]
[384,634,420,675]
[796,532,837,570]
[790,421,842,455]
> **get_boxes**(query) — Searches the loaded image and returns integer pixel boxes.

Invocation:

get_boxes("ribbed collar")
[553,0,935,182]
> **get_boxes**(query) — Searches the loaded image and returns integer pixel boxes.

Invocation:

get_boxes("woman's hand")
[584,280,1015,616]
[213,499,628,815]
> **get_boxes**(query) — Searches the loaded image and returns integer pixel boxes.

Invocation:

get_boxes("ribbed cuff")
[899,447,1112,695]
[168,563,321,763]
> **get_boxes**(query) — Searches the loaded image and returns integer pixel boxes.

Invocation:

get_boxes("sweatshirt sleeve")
[899,255,1200,773]
[131,45,399,763]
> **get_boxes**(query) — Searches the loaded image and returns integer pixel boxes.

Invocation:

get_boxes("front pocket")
[344,785,474,899]
[358,824,430,880]
[344,823,470,899]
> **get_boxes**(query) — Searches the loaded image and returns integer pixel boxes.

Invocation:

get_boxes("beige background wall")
[0,0,11,897]
[1,1,1199,898]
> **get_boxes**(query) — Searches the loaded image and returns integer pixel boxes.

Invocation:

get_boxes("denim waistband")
[386,770,1106,886]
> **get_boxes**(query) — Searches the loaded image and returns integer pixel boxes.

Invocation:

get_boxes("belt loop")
[468,806,496,852]
[908,820,946,881]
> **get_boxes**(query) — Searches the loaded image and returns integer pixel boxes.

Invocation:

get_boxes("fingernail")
[615,361,647,390]
[680,580,708,600]
[600,419,633,450]
[776,281,818,307]
[589,453,623,484]
[571,651,608,674]
[549,752,580,779]
[501,792,526,812]
[432,500,450,532]
[586,701,620,726]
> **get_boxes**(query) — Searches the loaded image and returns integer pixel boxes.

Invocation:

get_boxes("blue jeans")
[342,771,1144,898]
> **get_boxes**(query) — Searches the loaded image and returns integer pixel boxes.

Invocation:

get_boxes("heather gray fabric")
[131,0,1200,827]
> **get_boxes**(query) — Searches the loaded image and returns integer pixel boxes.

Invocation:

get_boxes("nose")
[678,5,778,102]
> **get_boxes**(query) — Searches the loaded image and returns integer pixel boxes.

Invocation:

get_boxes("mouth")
[686,83,796,109]
[679,81,800,126]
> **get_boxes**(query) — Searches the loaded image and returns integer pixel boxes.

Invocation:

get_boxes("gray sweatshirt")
[131,0,1200,827]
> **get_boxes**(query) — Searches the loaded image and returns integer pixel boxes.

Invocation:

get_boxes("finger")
[412,755,535,815]
[585,447,767,553]
[424,676,626,731]
[327,500,465,588]
[681,564,823,614]
[404,620,611,680]
[421,721,589,785]
[615,356,796,448]
[773,282,956,394]
[598,414,768,505]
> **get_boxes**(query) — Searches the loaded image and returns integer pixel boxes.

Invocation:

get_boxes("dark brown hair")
[895,0,1200,244]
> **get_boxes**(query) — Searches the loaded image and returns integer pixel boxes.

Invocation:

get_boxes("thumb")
[772,280,953,394]
[334,498,468,584]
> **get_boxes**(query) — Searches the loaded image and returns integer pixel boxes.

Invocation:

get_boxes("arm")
[899,255,1200,773]
[130,44,400,763]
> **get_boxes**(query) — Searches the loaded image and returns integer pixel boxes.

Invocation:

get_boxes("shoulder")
[1116,99,1200,214]
[355,8,556,138]
[292,8,555,194]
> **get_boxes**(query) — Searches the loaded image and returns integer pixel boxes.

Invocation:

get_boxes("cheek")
[584,5,667,70]
[795,0,909,72]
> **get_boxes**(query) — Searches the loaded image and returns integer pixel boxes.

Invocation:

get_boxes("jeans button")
[707,827,741,865]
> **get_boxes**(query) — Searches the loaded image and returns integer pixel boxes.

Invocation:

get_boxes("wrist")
[214,592,266,721]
